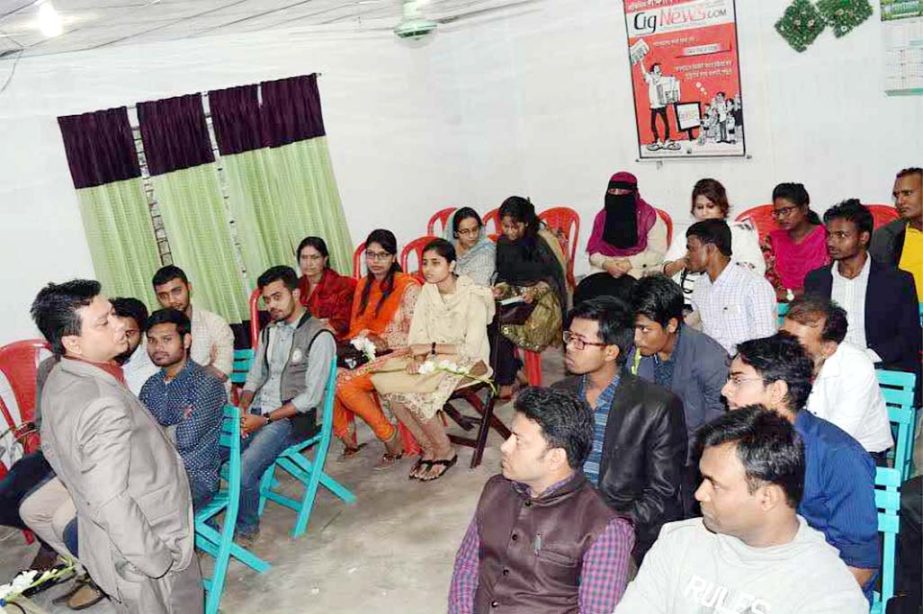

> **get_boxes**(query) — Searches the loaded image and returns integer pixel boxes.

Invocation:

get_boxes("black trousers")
[650,107,670,142]
[490,323,522,387]
[0,451,54,531]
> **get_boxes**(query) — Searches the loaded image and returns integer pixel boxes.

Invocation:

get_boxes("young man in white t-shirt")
[616,407,868,614]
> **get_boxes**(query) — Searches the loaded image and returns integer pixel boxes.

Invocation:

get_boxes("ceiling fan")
[358,0,542,40]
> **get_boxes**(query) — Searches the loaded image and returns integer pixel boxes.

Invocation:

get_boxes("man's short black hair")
[686,219,733,258]
[257,265,299,291]
[152,265,188,288]
[734,333,814,413]
[146,308,191,337]
[896,167,922,181]
[695,405,805,508]
[111,297,150,333]
[565,296,634,366]
[785,295,848,345]
[631,275,684,328]
[30,280,101,355]
[515,387,594,470]
[822,198,874,239]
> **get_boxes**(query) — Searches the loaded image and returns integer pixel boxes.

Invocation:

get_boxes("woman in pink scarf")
[586,171,668,281]
[761,182,829,301]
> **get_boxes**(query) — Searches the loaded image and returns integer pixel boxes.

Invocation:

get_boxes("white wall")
[1,0,921,343]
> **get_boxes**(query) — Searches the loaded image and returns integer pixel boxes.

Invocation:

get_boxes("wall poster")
[623,0,746,159]
[880,0,923,95]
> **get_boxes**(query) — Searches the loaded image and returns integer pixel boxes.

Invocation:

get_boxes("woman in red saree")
[296,236,356,340]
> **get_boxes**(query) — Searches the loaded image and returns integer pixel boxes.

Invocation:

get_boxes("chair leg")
[524,351,543,386]
[291,446,328,538]
[257,463,276,517]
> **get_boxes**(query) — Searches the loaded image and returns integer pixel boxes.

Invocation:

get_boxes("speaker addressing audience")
[448,387,634,613]
[152,265,235,383]
[872,167,923,300]
[552,297,686,562]
[31,280,202,613]
[615,407,868,613]
[804,198,922,401]
[685,219,776,353]
[721,332,879,596]
[780,295,893,458]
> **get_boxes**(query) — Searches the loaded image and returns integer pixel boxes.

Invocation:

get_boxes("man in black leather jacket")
[552,297,687,563]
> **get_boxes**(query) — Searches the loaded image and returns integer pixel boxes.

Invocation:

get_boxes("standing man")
[237,266,336,544]
[448,387,634,613]
[552,297,686,562]
[639,61,675,151]
[871,167,923,299]
[141,309,226,509]
[629,275,728,514]
[152,265,234,383]
[686,219,777,354]
[31,280,201,613]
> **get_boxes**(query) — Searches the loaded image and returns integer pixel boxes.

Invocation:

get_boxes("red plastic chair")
[524,351,543,386]
[483,208,500,235]
[0,340,50,456]
[400,235,439,280]
[867,204,900,229]
[427,207,457,237]
[352,242,367,280]
[539,207,581,291]
[735,204,776,243]
[249,288,263,351]
[656,208,674,248]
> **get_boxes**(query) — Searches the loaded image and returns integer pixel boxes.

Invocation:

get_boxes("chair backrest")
[776,302,790,327]
[231,349,254,386]
[219,404,242,506]
[352,242,366,280]
[482,208,500,235]
[400,235,439,279]
[734,204,776,243]
[866,204,900,229]
[539,207,580,289]
[873,466,902,611]
[655,208,673,247]
[0,340,50,429]
[876,369,917,480]
[427,207,457,236]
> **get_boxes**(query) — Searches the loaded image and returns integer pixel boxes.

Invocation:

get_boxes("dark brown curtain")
[136,94,214,175]
[208,84,266,156]
[57,107,141,189]
[260,74,326,148]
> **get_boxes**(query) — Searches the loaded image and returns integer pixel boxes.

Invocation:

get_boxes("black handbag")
[498,300,536,326]
[336,343,370,370]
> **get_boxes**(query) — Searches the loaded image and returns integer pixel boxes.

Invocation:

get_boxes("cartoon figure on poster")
[623,0,746,159]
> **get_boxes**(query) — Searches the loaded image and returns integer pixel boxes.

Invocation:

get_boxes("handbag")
[336,343,392,370]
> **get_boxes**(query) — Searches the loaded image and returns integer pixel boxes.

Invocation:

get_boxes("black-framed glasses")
[563,331,608,350]
[770,205,799,219]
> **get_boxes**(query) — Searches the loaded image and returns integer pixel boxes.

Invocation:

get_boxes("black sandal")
[339,442,367,460]
[420,455,458,482]
[409,458,432,480]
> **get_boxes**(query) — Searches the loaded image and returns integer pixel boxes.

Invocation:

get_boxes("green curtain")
[151,165,249,323]
[76,178,161,307]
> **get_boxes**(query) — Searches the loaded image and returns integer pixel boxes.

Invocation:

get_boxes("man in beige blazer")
[31,279,202,613]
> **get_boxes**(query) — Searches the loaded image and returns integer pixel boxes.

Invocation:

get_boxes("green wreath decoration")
[816,0,874,38]
[775,0,826,52]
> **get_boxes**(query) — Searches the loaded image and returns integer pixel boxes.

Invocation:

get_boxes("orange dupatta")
[347,272,419,339]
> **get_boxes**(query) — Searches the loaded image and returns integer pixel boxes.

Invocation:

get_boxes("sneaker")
[646,142,663,151]
[235,529,260,549]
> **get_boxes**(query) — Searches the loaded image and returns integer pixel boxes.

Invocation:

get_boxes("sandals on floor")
[373,452,404,470]
[409,458,433,480]
[420,455,458,482]
[338,442,367,460]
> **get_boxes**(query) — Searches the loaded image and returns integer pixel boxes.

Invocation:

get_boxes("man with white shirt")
[781,295,893,461]
[111,297,159,395]
[152,265,234,383]
[616,407,868,614]
[686,219,777,354]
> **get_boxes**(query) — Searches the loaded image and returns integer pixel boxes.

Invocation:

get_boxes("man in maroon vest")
[448,387,635,613]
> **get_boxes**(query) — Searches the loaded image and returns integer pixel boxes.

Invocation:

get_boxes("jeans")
[235,409,295,536]
[63,517,78,558]
[0,451,54,531]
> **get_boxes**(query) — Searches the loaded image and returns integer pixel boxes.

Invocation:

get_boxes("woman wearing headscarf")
[586,171,668,279]
[443,207,496,287]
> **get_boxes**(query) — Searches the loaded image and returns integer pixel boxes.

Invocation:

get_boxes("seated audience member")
[686,219,776,353]
[805,199,922,391]
[238,266,336,544]
[572,268,636,308]
[448,388,634,613]
[658,178,764,312]
[891,475,922,614]
[722,333,879,595]
[629,275,728,513]
[493,197,567,398]
[111,297,158,395]
[780,295,893,459]
[372,240,494,481]
[296,236,357,340]
[334,229,417,461]
[762,182,829,301]
[587,171,667,280]
[31,280,202,613]
[871,167,923,300]
[140,309,227,508]
[552,297,685,562]
[616,407,868,613]
[444,207,496,287]
[152,265,234,382]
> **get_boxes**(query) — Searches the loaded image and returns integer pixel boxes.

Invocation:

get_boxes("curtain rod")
[125,73,323,112]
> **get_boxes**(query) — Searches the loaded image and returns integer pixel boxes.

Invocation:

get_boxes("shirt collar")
[833,254,871,282]
[578,371,621,398]
[159,359,198,383]
[512,472,580,499]
[653,326,682,366]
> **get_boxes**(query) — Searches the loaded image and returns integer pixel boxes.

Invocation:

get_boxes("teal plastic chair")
[776,302,789,327]
[195,405,270,614]
[871,466,902,614]
[876,369,918,480]
[258,359,356,538]
[231,349,253,385]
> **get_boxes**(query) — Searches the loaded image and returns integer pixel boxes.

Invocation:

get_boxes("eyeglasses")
[365,250,393,262]
[724,375,764,388]
[770,206,799,219]
[562,331,608,350]
[456,228,480,236]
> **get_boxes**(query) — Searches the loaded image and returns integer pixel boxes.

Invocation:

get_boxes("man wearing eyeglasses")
[722,332,879,600]
[552,297,686,563]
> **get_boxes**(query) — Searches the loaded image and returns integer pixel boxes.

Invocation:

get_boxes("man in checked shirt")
[448,388,634,613]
